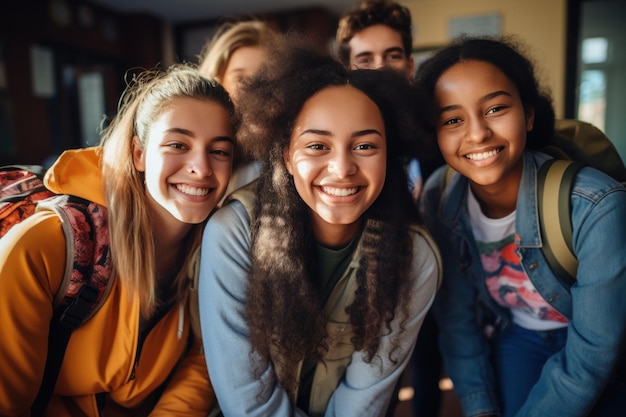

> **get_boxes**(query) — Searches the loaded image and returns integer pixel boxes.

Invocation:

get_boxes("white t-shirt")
[467,187,568,331]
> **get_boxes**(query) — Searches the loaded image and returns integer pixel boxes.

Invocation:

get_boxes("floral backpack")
[0,164,113,416]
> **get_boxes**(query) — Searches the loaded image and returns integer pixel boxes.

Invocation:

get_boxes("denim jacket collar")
[439,151,552,249]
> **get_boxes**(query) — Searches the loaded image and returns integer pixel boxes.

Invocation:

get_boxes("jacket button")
[548,294,561,302]
[528,262,539,270]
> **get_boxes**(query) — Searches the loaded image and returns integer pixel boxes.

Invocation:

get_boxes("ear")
[283,147,293,175]
[526,106,535,131]
[132,136,146,172]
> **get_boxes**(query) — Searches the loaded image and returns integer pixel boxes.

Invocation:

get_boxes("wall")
[0,0,166,165]
[175,6,337,65]
[404,0,567,117]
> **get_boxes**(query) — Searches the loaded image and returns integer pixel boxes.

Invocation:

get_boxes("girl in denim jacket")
[416,36,626,417]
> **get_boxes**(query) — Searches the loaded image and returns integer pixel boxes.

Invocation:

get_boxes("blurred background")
[0,0,624,171]
[0,2,623,416]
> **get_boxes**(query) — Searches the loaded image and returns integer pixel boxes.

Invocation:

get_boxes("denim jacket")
[419,151,626,417]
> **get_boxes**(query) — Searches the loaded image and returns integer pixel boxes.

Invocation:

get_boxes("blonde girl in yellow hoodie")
[0,64,236,416]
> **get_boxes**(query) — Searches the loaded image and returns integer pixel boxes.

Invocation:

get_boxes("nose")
[466,116,492,143]
[327,150,357,179]
[372,56,385,69]
[188,150,213,177]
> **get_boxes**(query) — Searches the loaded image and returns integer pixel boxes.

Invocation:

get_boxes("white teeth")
[177,184,209,196]
[465,148,501,161]
[322,186,359,197]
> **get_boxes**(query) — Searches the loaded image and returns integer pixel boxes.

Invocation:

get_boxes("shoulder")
[0,211,66,295]
[223,179,258,216]
[202,197,253,257]
[2,209,64,251]
[205,199,251,236]
[530,150,625,199]
[421,164,447,200]
[573,166,626,199]
[407,224,442,290]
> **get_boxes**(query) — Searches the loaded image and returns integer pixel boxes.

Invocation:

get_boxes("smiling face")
[284,85,387,247]
[133,97,234,230]
[348,24,414,77]
[434,59,534,190]
[221,45,267,103]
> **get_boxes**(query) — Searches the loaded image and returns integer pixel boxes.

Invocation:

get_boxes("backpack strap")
[226,180,355,414]
[31,195,112,416]
[537,159,583,287]
[31,285,100,417]
[440,159,583,287]
[307,267,358,416]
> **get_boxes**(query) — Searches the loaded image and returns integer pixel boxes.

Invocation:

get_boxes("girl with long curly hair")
[198,35,441,417]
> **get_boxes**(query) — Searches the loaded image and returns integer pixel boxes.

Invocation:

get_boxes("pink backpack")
[1,164,113,415]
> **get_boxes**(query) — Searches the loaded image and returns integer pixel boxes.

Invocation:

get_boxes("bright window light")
[582,37,608,64]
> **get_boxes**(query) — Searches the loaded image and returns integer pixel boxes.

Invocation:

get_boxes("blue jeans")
[494,323,626,417]
[494,323,568,417]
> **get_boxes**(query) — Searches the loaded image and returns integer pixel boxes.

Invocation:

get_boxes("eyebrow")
[298,128,383,138]
[166,127,234,143]
[353,46,405,59]
[213,136,235,144]
[439,90,513,113]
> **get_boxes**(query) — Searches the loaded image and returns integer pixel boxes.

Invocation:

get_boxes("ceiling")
[90,0,359,23]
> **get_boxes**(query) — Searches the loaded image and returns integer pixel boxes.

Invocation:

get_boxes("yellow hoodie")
[0,148,214,416]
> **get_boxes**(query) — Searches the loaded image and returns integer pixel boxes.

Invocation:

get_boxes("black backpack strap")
[537,159,583,287]
[30,284,100,416]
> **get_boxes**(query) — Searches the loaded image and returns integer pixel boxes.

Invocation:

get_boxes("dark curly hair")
[414,35,555,150]
[335,0,413,66]
[235,33,428,401]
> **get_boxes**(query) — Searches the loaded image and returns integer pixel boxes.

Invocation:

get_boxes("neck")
[470,167,522,219]
[312,218,361,249]
[153,223,194,284]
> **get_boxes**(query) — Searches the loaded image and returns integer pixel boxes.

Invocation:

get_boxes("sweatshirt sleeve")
[199,201,308,416]
[0,211,66,415]
[199,201,440,417]
[150,336,216,416]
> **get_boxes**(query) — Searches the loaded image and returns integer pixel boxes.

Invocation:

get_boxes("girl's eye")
[487,105,506,115]
[210,149,231,157]
[443,117,461,125]
[168,143,185,150]
[354,143,375,150]
[306,143,327,150]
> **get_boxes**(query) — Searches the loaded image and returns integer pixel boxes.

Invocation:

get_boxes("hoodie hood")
[44,147,107,207]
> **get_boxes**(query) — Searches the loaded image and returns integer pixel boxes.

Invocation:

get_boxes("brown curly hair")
[235,34,429,401]
[335,0,413,66]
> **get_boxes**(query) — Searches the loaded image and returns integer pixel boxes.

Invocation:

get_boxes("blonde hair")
[197,20,277,81]
[99,63,235,318]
